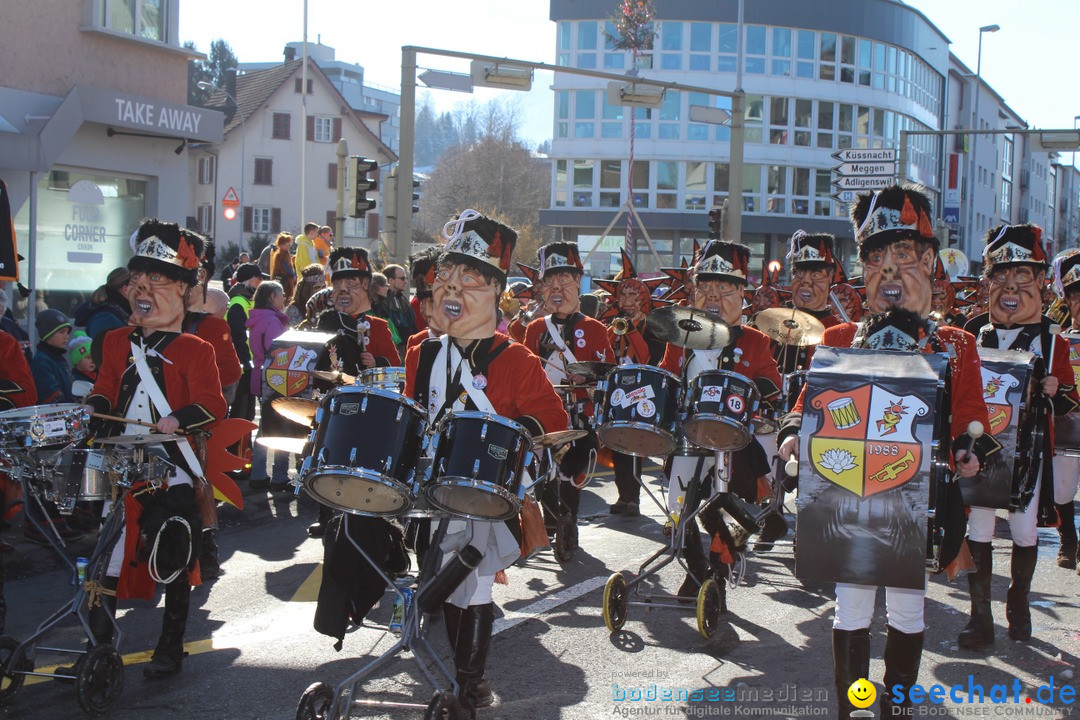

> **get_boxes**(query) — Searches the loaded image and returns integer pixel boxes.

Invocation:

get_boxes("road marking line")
[493,575,609,636]
[291,563,323,603]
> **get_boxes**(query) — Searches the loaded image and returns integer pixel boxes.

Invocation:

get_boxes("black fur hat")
[850,184,937,260]
[128,219,205,285]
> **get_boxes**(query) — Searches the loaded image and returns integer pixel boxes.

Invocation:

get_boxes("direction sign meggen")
[832,161,897,177]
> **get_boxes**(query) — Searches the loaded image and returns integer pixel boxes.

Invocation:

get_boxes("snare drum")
[301,386,426,517]
[0,403,90,452]
[596,364,681,457]
[426,412,533,521]
[683,370,761,451]
[49,447,112,504]
[360,366,407,392]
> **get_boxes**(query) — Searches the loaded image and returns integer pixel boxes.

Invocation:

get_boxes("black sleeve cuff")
[514,415,545,438]
[1053,392,1079,417]
[954,431,1002,465]
[85,394,112,415]
[172,403,218,432]
[754,377,781,402]
[0,379,24,395]
[776,412,802,448]
[374,355,392,368]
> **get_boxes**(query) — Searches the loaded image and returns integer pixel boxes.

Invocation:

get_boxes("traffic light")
[409,179,421,214]
[707,206,723,240]
[349,157,378,218]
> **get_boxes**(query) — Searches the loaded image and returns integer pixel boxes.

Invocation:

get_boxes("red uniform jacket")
[524,313,614,414]
[0,330,37,410]
[406,328,438,354]
[405,333,568,437]
[609,317,666,366]
[660,324,782,403]
[185,312,243,389]
[315,310,401,375]
[507,316,527,344]
[410,295,427,332]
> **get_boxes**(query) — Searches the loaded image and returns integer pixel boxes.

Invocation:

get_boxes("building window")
[796,30,815,78]
[294,78,314,94]
[251,207,272,234]
[1002,134,1014,180]
[745,25,766,74]
[717,23,737,72]
[197,203,212,235]
[660,21,683,70]
[313,116,333,143]
[771,27,792,77]
[601,21,626,69]
[197,155,214,185]
[254,158,273,185]
[1001,179,1012,218]
[573,160,594,207]
[97,0,166,41]
[574,90,595,139]
[577,20,598,69]
[689,22,711,71]
[272,112,291,140]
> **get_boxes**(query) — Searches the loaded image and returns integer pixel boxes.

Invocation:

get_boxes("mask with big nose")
[863,240,933,317]
[693,278,744,325]
[989,266,1043,326]
[127,270,187,332]
[431,261,499,340]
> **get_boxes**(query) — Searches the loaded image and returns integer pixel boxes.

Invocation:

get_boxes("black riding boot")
[957,539,994,649]
[144,576,191,678]
[1006,544,1038,642]
[200,528,221,579]
[451,603,495,718]
[880,626,924,718]
[708,549,729,615]
[1057,502,1077,569]
[559,482,580,549]
[308,503,333,538]
[833,628,870,720]
[678,521,709,601]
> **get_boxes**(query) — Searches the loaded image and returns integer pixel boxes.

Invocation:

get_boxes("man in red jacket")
[777,184,993,718]
[83,219,227,679]
[406,210,567,717]
[524,241,614,553]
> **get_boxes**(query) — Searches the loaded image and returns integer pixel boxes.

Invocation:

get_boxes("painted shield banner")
[260,329,335,438]
[796,347,946,590]
[958,349,1034,509]
[1058,334,1080,453]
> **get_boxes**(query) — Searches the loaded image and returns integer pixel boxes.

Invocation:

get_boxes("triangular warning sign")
[222,187,240,206]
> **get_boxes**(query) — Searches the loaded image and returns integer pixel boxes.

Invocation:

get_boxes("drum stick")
[784,456,799,477]
[958,421,984,464]
[1048,324,1062,378]
[92,413,178,434]
[829,291,850,324]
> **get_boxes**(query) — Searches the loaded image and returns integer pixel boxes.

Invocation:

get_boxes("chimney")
[284,44,296,63]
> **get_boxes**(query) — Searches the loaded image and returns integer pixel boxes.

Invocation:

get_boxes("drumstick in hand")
[958,421,984,464]
[1048,324,1062,377]
[784,456,799,478]
[92,413,176,433]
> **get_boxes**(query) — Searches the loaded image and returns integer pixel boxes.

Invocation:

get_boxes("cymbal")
[646,306,731,350]
[566,361,615,381]
[256,436,308,454]
[311,369,358,386]
[533,429,588,448]
[271,397,319,426]
[92,433,178,446]
[753,307,826,347]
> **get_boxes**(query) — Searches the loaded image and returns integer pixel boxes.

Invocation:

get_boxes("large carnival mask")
[988,266,1044,326]
[331,276,371,316]
[617,279,649,322]
[862,239,934,317]
[791,265,831,311]
[693,278,744,326]
[541,270,581,317]
[127,270,188,332]
[432,260,499,340]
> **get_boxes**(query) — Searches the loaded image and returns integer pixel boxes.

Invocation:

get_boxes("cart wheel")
[602,573,628,633]
[696,578,722,639]
[296,681,335,720]
[76,644,124,716]
[553,518,574,563]
[424,690,465,720]
[0,636,30,704]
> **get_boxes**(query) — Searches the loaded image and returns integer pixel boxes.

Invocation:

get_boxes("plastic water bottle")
[390,578,415,634]
[75,557,89,587]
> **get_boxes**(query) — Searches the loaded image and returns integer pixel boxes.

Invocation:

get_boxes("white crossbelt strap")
[685,348,722,385]
[130,340,204,477]
[543,316,578,384]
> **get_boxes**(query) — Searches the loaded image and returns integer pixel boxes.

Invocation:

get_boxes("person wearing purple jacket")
[246,281,292,490]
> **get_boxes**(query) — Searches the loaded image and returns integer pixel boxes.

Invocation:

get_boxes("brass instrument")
[1046,295,1070,327]
[611,316,631,335]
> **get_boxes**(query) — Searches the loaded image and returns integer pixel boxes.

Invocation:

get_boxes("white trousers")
[1053,453,1080,505]
[833,581,927,634]
[968,476,1040,548]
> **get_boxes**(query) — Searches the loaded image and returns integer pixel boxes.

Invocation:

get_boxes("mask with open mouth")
[693,279,744,325]
[127,272,187,332]
[541,270,581,317]
[988,266,1043,326]
[431,261,499,340]
[863,239,934,317]
[331,277,370,317]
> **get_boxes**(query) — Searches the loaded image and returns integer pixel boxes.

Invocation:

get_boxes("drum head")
[598,424,675,458]
[683,416,751,452]
[425,480,519,522]
[304,468,411,517]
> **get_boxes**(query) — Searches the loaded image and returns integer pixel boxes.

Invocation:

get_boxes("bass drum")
[596,365,682,457]
[425,412,533,522]
[683,370,761,452]
[301,386,426,517]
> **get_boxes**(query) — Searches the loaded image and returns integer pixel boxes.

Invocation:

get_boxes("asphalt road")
[3,465,1080,720]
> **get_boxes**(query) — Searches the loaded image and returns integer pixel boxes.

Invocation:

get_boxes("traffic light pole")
[395,48,418,263]
[335,138,348,241]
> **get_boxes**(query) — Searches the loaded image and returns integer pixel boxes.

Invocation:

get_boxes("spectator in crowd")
[246,281,292,491]
[270,232,297,299]
[74,267,131,342]
[379,263,417,358]
[294,222,320,274]
[239,252,250,264]
[314,226,334,270]
[220,257,241,288]
[68,332,97,399]
[256,243,273,276]
[204,287,229,318]
[226,263,268,424]
[31,309,75,404]
[286,264,327,326]
[368,272,401,347]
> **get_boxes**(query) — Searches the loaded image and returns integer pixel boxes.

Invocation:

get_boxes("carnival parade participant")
[83,219,228,678]
[773,231,845,373]
[523,242,614,550]
[1051,250,1080,571]
[960,225,1078,648]
[778,184,993,718]
[659,240,782,607]
[314,247,400,377]
[405,210,567,717]
[0,328,35,633]
[593,250,667,516]
[405,247,444,353]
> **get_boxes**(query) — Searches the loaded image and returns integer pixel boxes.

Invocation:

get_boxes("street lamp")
[198,81,245,246]
[965,24,999,260]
